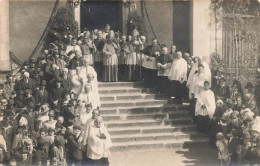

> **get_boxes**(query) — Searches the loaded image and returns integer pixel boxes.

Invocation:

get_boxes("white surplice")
[168,58,187,81]
[66,45,82,59]
[87,124,112,160]
[195,89,216,118]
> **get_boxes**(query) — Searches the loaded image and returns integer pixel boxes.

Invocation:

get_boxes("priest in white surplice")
[81,59,98,84]
[66,38,82,60]
[86,117,112,166]
[78,84,99,109]
[168,51,188,104]
[195,81,216,132]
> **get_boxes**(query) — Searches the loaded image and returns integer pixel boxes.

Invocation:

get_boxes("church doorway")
[173,1,191,53]
[80,1,122,32]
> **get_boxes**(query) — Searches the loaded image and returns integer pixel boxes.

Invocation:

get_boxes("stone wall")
[9,1,66,62]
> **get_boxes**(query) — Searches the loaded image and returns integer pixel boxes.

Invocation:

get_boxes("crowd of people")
[0,23,259,166]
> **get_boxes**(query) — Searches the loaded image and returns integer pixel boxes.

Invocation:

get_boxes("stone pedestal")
[0,0,10,71]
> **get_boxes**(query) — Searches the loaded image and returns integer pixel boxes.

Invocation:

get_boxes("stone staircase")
[98,82,208,152]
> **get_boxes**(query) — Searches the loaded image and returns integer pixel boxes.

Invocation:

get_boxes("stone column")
[74,2,81,34]
[0,0,10,71]
[191,0,214,64]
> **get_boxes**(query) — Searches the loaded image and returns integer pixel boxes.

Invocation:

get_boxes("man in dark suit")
[93,31,105,81]
[143,38,161,88]
[67,124,83,166]
[16,72,36,91]
[61,68,71,93]
[50,79,65,104]
[35,80,49,106]
[214,77,230,101]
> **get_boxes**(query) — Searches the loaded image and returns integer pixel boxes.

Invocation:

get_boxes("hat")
[73,124,82,130]
[37,139,48,149]
[23,60,29,65]
[23,139,32,146]
[245,82,254,89]
[29,58,36,63]
[37,56,45,61]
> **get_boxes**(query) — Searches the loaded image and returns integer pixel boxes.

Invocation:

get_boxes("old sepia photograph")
[0,0,259,165]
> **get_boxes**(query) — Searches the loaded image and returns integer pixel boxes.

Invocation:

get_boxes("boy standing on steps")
[195,81,216,132]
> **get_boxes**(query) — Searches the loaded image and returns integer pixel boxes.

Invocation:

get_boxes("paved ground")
[109,145,219,166]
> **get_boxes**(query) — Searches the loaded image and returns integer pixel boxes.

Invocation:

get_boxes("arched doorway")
[80,1,122,32]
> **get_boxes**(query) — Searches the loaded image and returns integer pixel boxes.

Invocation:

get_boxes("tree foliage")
[210,0,260,84]
[43,6,78,49]
[126,11,146,36]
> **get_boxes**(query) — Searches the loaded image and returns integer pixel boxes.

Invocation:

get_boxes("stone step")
[101,111,190,122]
[98,87,156,95]
[107,125,197,136]
[110,138,209,152]
[99,104,190,115]
[105,118,192,128]
[110,132,206,143]
[98,81,144,88]
[100,93,168,102]
[101,99,169,108]
[164,118,194,126]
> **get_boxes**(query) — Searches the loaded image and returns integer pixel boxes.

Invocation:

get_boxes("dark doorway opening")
[173,1,190,53]
[80,1,122,32]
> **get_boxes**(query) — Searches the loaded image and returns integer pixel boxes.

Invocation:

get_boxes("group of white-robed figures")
[165,50,215,129]
[67,59,113,163]
[68,47,215,161]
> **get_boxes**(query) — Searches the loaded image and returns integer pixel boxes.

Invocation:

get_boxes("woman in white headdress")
[187,56,211,99]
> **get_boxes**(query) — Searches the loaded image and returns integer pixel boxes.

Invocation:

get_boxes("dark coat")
[214,84,230,101]
[50,87,65,103]
[35,89,49,106]
[67,134,83,161]
[68,57,84,69]
[144,45,161,57]
[16,78,36,91]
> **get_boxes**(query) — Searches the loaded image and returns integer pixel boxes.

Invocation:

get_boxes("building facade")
[1,0,220,71]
